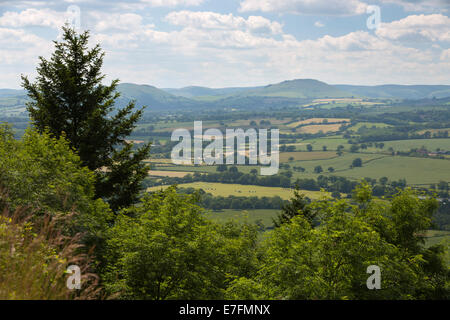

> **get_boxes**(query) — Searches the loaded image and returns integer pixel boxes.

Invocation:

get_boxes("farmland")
[147,182,331,200]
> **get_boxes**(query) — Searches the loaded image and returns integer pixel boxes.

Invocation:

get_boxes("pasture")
[204,209,279,228]
[378,138,450,152]
[280,151,337,162]
[147,182,330,200]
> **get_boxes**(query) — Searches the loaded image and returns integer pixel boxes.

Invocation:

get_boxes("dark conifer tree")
[273,188,315,227]
[22,26,150,212]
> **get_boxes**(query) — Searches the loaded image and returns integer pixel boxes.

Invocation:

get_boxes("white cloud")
[376,14,450,43]
[239,0,368,16]
[0,6,448,88]
[91,12,150,32]
[140,0,205,6]
[0,0,205,8]
[90,12,449,86]
[0,8,66,29]
[441,49,450,61]
[165,11,283,35]
[314,21,325,27]
[0,27,53,87]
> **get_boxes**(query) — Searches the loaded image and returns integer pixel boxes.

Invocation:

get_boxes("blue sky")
[0,0,449,88]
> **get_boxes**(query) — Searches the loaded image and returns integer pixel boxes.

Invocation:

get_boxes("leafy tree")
[0,124,112,268]
[352,158,363,167]
[307,144,313,152]
[217,164,227,172]
[314,165,323,173]
[231,183,449,299]
[0,124,111,223]
[103,187,259,299]
[380,176,388,186]
[21,26,150,212]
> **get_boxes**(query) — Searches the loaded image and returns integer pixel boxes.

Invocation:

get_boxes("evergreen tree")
[273,188,315,227]
[21,26,150,212]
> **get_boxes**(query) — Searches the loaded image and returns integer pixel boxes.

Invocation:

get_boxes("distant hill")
[2,80,450,114]
[116,83,200,110]
[162,86,260,98]
[0,89,26,97]
[335,85,450,99]
[237,79,350,99]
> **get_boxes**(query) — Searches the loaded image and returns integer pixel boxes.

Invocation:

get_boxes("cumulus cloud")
[0,27,53,87]
[91,12,150,32]
[0,4,448,88]
[0,0,205,6]
[238,0,368,16]
[165,11,283,35]
[90,11,449,86]
[376,14,450,43]
[140,0,204,6]
[0,8,66,29]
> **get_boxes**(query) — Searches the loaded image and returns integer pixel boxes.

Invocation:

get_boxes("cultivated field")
[287,118,350,128]
[296,123,345,134]
[147,182,331,200]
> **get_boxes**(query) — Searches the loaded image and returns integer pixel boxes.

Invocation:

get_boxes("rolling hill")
[2,80,450,115]
[162,86,260,98]
[335,84,450,99]
[237,79,350,99]
[116,83,200,110]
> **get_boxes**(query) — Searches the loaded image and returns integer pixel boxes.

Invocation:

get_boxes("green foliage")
[1,124,92,214]
[102,186,259,299]
[21,26,150,212]
[0,124,112,252]
[229,183,449,299]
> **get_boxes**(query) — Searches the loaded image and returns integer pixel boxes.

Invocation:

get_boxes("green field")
[147,182,330,200]
[337,156,450,185]
[150,149,450,186]
[280,151,337,162]
[347,122,392,132]
[286,153,450,185]
[377,138,450,152]
[424,230,450,265]
[204,209,279,228]
[296,136,352,151]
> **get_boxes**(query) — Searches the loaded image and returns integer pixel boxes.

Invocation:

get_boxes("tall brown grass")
[0,192,101,300]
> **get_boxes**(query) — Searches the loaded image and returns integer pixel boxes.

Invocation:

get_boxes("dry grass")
[0,191,101,300]
[296,123,344,134]
[313,98,363,103]
[148,170,191,178]
[287,118,350,128]
[416,128,450,135]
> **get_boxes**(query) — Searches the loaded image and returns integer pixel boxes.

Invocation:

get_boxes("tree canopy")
[21,26,150,212]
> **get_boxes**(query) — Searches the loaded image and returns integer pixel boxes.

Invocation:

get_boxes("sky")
[0,0,449,89]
